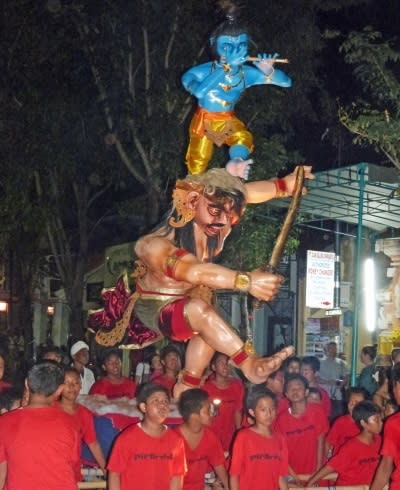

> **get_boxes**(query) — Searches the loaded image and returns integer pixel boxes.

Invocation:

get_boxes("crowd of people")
[0,339,399,490]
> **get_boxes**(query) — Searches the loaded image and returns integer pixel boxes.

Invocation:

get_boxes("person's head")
[391,362,400,405]
[160,345,181,376]
[391,348,400,365]
[166,169,247,259]
[346,387,369,414]
[308,387,322,404]
[284,356,301,375]
[136,383,170,422]
[265,368,284,394]
[351,400,382,434]
[70,341,90,367]
[102,349,122,378]
[0,387,22,413]
[178,388,211,426]
[384,398,398,419]
[300,356,320,384]
[62,367,81,403]
[360,345,376,365]
[27,361,65,399]
[246,387,277,426]
[325,342,337,359]
[210,352,230,379]
[284,373,309,403]
[41,345,63,364]
[150,353,162,373]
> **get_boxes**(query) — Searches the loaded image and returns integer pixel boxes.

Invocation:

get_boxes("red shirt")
[152,374,177,395]
[329,435,381,485]
[107,423,186,490]
[176,426,225,490]
[274,403,329,474]
[204,377,244,452]
[327,414,359,456]
[89,377,136,399]
[230,428,288,490]
[62,403,97,481]
[381,411,400,490]
[0,406,79,490]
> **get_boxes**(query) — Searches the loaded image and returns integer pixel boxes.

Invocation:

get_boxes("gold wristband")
[234,272,251,292]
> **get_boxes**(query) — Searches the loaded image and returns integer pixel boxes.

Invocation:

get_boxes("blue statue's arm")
[182,63,227,100]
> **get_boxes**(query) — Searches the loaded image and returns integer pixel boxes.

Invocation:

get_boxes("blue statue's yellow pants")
[185,107,254,175]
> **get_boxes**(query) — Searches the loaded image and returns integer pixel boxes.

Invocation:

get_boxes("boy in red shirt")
[0,361,80,490]
[307,400,382,486]
[177,388,228,490]
[204,352,245,453]
[274,373,329,478]
[230,386,289,490]
[59,367,106,478]
[152,344,182,396]
[300,356,331,418]
[371,363,400,490]
[326,386,368,457]
[89,349,136,399]
[108,383,186,490]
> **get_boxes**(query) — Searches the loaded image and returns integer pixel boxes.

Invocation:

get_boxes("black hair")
[351,400,381,430]
[284,356,301,369]
[0,387,22,411]
[136,382,170,407]
[391,348,400,364]
[377,366,392,387]
[27,361,65,397]
[246,386,276,413]
[210,351,228,368]
[178,388,209,422]
[284,373,309,393]
[301,356,320,373]
[39,345,63,363]
[361,345,377,361]
[101,349,122,365]
[391,362,400,386]
[160,344,181,362]
[64,366,80,378]
[308,387,322,400]
[268,368,284,380]
[345,386,369,402]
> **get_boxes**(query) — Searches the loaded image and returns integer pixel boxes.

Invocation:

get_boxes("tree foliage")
[339,27,400,171]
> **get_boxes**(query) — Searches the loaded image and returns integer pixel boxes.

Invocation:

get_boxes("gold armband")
[234,272,251,292]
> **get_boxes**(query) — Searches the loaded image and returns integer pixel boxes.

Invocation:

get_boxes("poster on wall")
[306,250,335,309]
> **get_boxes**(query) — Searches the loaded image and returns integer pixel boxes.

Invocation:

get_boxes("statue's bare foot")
[172,380,192,401]
[225,158,253,180]
[240,346,295,384]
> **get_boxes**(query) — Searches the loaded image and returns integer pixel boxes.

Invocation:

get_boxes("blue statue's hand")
[253,53,279,76]
[224,45,248,67]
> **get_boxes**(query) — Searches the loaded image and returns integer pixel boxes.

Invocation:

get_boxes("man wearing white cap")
[70,341,95,395]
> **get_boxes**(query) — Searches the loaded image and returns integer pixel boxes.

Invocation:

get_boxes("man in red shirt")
[274,373,329,478]
[371,363,400,490]
[0,361,80,490]
[204,352,244,453]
